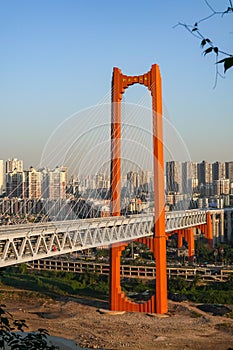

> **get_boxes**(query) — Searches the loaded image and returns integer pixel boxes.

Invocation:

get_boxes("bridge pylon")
[110,64,168,314]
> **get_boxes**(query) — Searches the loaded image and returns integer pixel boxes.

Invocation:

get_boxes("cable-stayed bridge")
[0,64,221,314]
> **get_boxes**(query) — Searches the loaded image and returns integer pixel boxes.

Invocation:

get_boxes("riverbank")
[1,288,233,349]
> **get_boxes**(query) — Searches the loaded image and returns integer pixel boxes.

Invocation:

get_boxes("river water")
[46,336,87,349]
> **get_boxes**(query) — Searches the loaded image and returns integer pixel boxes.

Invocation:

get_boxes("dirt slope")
[1,290,233,350]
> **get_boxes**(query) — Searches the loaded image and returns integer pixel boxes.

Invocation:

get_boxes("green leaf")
[224,57,233,73]
[1,316,10,327]
[201,39,206,48]
[225,7,233,13]
[203,47,213,55]
[217,57,233,73]
[37,328,49,335]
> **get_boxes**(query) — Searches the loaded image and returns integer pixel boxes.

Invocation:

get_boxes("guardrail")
[27,259,233,282]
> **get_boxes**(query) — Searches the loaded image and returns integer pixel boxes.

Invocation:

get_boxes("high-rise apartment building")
[6,170,25,198]
[0,160,4,195]
[39,167,67,200]
[6,159,24,198]
[166,161,182,193]
[95,173,110,189]
[166,161,198,195]
[212,161,226,181]
[182,162,193,194]
[140,170,152,192]
[67,175,80,196]
[213,178,230,196]
[226,162,233,182]
[40,168,50,199]
[49,167,67,200]
[25,167,41,199]
[198,161,212,185]
[6,158,23,173]
[82,176,96,190]
[191,162,198,180]
[127,171,140,194]
[191,162,198,192]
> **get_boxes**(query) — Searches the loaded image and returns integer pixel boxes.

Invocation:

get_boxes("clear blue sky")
[0,0,232,168]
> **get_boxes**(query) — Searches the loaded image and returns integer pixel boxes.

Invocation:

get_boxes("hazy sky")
[0,0,232,169]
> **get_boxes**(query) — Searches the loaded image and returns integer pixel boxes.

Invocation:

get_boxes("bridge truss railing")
[0,210,207,267]
[165,210,206,232]
[0,215,153,267]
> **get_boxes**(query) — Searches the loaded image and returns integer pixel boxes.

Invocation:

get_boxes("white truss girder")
[165,210,206,232]
[0,210,207,267]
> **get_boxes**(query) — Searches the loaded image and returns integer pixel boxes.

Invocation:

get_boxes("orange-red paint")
[110,65,168,314]
[206,212,213,248]
[178,231,183,248]
[186,228,195,262]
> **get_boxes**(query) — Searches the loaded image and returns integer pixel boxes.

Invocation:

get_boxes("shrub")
[0,304,60,349]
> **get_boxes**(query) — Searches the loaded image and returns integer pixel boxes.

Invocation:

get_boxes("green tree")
[195,239,213,264]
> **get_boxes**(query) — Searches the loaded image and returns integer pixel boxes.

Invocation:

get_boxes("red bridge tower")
[110,64,168,314]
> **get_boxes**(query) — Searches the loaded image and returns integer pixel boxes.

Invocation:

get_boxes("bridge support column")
[227,211,232,243]
[184,229,188,242]
[206,212,213,248]
[212,213,216,245]
[110,244,124,310]
[186,228,195,262]
[177,230,183,249]
[154,233,167,313]
[220,211,224,243]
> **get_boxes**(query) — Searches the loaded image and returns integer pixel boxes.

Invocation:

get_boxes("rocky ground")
[1,289,233,350]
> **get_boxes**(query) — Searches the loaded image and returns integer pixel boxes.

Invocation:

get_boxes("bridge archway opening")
[120,241,155,303]
[122,83,152,108]
[115,98,155,214]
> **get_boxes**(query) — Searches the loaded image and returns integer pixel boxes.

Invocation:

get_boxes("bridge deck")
[0,210,207,267]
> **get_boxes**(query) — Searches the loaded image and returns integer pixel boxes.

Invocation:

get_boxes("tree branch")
[174,0,233,87]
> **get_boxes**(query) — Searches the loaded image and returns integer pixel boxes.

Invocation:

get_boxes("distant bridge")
[28,258,233,282]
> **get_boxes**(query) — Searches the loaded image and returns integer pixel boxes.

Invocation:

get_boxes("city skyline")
[2,156,233,190]
[3,156,233,174]
[1,1,233,167]
[2,157,233,225]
